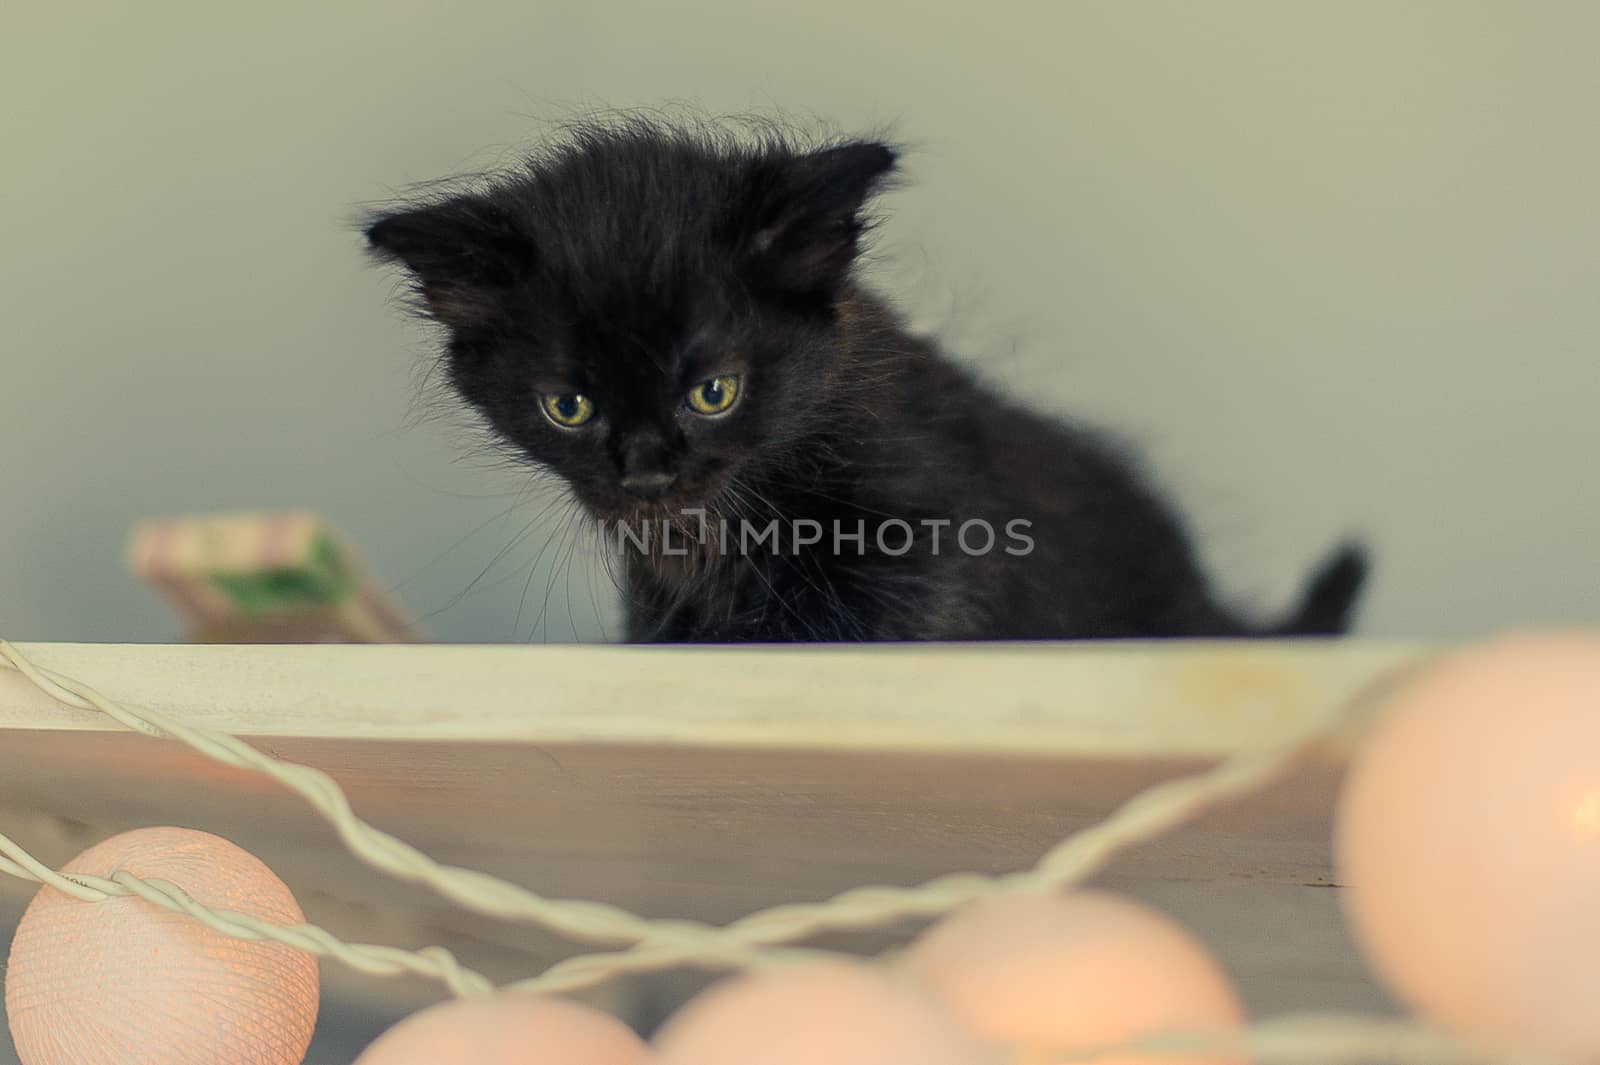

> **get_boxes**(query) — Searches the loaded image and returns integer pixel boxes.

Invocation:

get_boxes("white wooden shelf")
[0,640,1430,1021]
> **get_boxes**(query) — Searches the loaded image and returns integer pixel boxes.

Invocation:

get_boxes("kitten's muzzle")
[619,470,677,500]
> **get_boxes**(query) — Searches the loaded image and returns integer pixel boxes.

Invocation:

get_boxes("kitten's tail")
[1273,542,1371,636]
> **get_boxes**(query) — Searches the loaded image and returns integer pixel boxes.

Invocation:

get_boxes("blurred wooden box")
[0,640,1426,1020]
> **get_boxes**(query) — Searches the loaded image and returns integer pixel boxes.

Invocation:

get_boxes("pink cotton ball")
[354,994,651,1064]
[1336,631,1600,1054]
[905,890,1245,1065]
[653,961,998,1065]
[5,826,319,1065]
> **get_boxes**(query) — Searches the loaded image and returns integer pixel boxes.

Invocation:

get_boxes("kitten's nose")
[620,470,676,499]
[619,434,677,499]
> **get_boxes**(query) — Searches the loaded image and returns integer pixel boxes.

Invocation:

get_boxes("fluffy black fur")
[366,119,1368,642]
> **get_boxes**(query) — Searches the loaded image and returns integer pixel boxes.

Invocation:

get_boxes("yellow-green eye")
[540,392,596,428]
[686,374,741,416]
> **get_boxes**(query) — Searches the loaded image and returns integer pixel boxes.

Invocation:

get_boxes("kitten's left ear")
[738,141,898,300]
[365,196,532,333]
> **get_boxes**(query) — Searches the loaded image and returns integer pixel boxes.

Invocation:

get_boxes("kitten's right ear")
[736,140,898,302]
[365,197,532,332]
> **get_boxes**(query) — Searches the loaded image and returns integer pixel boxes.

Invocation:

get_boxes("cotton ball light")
[5,826,318,1065]
[905,890,1245,1065]
[653,960,998,1065]
[354,994,651,1064]
[1336,631,1600,1055]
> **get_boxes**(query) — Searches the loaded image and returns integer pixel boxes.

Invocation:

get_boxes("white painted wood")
[0,640,1428,750]
[0,640,1430,1019]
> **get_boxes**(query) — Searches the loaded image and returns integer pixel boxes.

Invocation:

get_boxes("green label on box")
[207,533,356,615]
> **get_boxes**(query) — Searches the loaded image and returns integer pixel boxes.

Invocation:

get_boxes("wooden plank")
[0,640,1430,1021]
[0,640,1428,751]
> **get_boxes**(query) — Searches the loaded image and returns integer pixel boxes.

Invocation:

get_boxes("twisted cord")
[506,725,1319,993]
[0,827,494,996]
[0,640,726,953]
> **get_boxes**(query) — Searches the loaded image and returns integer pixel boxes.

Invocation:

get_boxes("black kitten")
[366,119,1367,642]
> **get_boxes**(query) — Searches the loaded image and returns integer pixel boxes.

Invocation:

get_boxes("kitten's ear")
[738,141,898,300]
[365,197,532,332]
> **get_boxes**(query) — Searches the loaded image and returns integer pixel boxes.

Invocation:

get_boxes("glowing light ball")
[354,994,650,1064]
[5,826,319,1065]
[905,890,1245,1065]
[653,961,997,1065]
[1336,631,1600,1054]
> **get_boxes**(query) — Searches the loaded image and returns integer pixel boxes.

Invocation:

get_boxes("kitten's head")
[366,121,897,520]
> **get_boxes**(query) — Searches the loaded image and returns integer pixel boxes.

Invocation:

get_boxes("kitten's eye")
[540,392,596,428]
[685,374,741,416]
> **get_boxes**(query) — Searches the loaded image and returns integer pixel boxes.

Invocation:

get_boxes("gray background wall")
[1,2,1597,1057]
